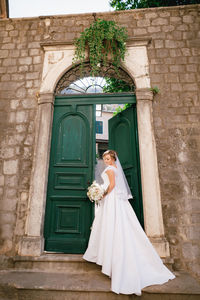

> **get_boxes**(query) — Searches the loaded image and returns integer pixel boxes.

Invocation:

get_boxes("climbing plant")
[73,18,128,77]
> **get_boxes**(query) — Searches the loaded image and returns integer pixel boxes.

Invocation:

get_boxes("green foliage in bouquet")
[73,19,128,77]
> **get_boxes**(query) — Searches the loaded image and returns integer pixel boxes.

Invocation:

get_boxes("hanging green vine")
[73,18,128,77]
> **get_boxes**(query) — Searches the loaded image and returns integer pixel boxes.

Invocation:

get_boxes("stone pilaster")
[136,88,170,258]
[19,93,54,256]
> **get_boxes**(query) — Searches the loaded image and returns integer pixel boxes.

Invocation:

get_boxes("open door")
[109,105,144,227]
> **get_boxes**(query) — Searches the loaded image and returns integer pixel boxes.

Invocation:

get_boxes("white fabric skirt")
[83,189,175,295]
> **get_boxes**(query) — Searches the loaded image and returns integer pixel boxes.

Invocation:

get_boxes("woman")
[83,150,175,296]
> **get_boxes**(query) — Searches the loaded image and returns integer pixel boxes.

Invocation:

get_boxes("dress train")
[83,166,175,295]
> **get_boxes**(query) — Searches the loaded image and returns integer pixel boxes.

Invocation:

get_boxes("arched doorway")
[20,40,170,259]
[44,63,143,253]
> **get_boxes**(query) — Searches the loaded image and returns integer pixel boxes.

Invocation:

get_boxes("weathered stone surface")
[3,160,18,175]
[0,3,199,283]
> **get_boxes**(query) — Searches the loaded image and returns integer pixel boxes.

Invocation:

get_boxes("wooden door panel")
[109,105,144,227]
[54,172,86,190]
[44,100,94,253]
[55,113,89,166]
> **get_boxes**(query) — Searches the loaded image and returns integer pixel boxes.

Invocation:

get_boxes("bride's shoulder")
[105,165,116,172]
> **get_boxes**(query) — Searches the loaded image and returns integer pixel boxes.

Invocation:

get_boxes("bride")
[83,150,175,296]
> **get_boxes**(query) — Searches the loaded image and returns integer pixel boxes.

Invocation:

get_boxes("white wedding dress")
[83,165,175,296]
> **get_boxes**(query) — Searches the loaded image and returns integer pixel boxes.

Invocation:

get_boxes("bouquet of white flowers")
[87,181,105,205]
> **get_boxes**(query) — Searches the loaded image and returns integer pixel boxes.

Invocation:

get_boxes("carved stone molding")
[20,40,170,259]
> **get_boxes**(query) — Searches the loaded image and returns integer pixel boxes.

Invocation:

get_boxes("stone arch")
[19,39,170,259]
[55,62,135,95]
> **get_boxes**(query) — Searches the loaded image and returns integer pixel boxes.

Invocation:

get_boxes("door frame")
[19,39,170,259]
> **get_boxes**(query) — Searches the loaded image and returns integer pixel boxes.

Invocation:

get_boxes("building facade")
[0,4,199,280]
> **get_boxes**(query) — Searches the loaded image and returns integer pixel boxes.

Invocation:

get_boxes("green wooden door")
[109,105,144,227]
[44,98,95,253]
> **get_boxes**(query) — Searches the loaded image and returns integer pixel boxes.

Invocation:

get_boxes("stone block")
[20,49,29,57]
[16,111,28,123]
[181,48,191,56]
[147,26,161,33]
[156,49,169,58]
[3,160,18,175]
[0,50,9,58]
[0,212,15,225]
[145,12,157,19]
[4,175,18,188]
[190,107,200,114]
[11,74,25,81]
[2,43,15,50]
[188,57,200,64]
[180,74,196,83]
[162,25,174,32]
[1,197,18,211]
[152,18,168,26]
[0,31,8,37]
[182,243,199,260]
[2,36,11,43]
[16,87,27,98]
[170,16,182,23]
[25,72,39,80]
[0,187,3,196]
[164,74,179,83]
[2,58,17,66]
[29,48,40,56]
[24,134,34,146]
[188,115,200,123]
[9,30,19,37]
[0,175,4,186]
[19,57,32,65]
[15,134,25,144]
[172,30,182,40]
[183,15,194,24]
[0,67,6,73]
[175,57,187,64]
[165,40,178,48]
[2,148,15,159]
[27,88,36,96]
[5,188,17,199]
[155,65,169,73]
[154,40,164,48]
[170,49,182,57]
[16,124,26,133]
[9,49,20,58]
[0,224,13,239]
[9,112,16,123]
[169,65,185,73]
[20,191,29,202]
[137,19,150,27]
[6,24,14,31]
[22,98,36,109]
[33,56,42,64]
[133,28,147,35]
[18,65,29,72]
[1,74,10,81]
[183,84,198,92]
[25,81,33,88]
[28,42,40,49]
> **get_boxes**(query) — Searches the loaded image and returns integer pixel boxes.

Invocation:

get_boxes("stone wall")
[0,4,199,279]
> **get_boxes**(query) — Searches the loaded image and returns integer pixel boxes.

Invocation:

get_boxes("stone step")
[13,254,101,274]
[13,253,174,273]
[0,270,200,300]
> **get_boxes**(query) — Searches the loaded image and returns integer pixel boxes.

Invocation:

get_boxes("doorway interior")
[44,72,143,254]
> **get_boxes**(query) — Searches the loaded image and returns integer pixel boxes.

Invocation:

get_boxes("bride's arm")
[104,170,115,195]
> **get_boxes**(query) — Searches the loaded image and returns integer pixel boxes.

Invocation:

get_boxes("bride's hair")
[103,150,117,161]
